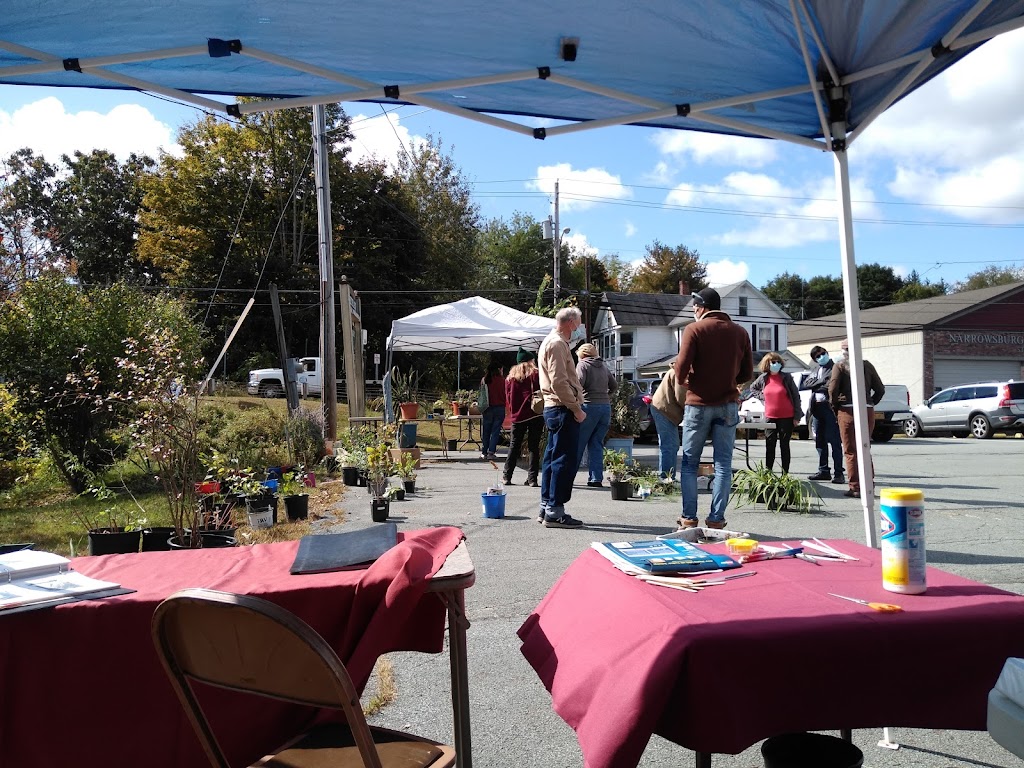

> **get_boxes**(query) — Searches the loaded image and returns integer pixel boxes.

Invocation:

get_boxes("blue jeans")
[811,401,843,474]
[540,406,581,518]
[575,403,611,482]
[680,402,739,524]
[481,406,505,455]
[650,406,680,479]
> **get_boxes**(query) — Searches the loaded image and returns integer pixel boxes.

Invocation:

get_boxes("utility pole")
[553,179,560,301]
[312,104,337,442]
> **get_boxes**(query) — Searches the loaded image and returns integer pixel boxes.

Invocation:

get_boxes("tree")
[0,148,59,298]
[804,274,844,318]
[395,134,481,297]
[0,276,203,491]
[50,149,158,286]
[761,272,807,320]
[474,212,550,310]
[856,263,906,310]
[893,270,947,303]
[629,241,706,294]
[954,264,1024,292]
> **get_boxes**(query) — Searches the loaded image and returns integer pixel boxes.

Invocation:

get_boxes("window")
[930,389,955,405]
[738,296,748,317]
[757,327,772,352]
[619,331,634,357]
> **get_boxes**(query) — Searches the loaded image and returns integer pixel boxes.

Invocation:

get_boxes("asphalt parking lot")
[350,433,1024,768]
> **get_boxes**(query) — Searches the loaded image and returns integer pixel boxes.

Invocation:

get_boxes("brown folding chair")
[152,587,456,768]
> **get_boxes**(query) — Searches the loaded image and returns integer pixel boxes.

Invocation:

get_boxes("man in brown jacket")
[537,306,587,528]
[828,338,885,499]
[672,287,753,530]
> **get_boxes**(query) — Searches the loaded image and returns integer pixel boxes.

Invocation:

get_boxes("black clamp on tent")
[676,104,690,117]
[931,41,952,59]
[533,127,547,140]
[208,38,242,58]
[537,66,551,80]
[63,58,82,73]
[226,104,241,117]
[384,85,400,99]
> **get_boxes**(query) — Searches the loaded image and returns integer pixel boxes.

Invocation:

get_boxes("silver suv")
[903,380,1024,439]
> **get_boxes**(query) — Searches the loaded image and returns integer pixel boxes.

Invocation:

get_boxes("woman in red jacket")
[749,352,803,474]
[502,348,542,486]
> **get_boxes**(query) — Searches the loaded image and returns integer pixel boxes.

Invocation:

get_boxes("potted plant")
[280,466,310,521]
[606,381,640,458]
[365,444,394,522]
[454,389,476,416]
[384,484,405,501]
[390,367,421,421]
[234,470,275,529]
[395,450,418,494]
[75,478,147,555]
[732,462,821,513]
[603,448,635,501]
[431,395,451,416]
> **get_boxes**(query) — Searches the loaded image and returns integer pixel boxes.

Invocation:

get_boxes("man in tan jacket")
[537,306,587,528]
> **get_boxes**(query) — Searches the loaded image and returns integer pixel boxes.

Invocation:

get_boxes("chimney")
[678,280,689,296]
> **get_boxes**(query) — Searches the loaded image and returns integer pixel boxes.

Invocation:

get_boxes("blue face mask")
[816,353,830,365]
[570,324,586,342]
[769,362,782,373]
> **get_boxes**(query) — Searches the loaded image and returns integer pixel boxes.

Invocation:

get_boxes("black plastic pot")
[393,487,406,501]
[371,498,390,522]
[284,494,309,521]
[609,480,634,501]
[403,479,416,494]
[446,439,458,452]
[342,466,359,486]
[87,527,141,556]
[168,532,238,549]
[141,526,176,552]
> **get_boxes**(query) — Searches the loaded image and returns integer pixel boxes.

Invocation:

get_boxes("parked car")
[903,381,1024,439]
[247,356,322,397]
[629,377,663,441]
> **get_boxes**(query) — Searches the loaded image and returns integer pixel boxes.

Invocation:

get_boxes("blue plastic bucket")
[399,423,418,448]
[481,493,506,519]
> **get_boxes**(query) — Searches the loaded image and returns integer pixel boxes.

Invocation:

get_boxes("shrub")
[289,408,326,468]
[216,406,288,469]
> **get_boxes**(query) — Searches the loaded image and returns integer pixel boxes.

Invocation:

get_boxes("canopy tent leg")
[830,101,878,549]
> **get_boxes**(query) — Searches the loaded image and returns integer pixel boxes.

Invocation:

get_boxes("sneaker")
[479,453,488,460]
[831,474,846,485]
[843,489,860,498]
[502,476,512,486]
[525,478,539,487]
[537,508,546,523]
[544,513,584,528]
[677,517,699,529]
[808,471,830,481]
[486,452,499,460]
[587,481,603,487]
[704,519,727,530]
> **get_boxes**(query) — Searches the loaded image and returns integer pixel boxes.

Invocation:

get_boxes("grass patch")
[362,656,397,716]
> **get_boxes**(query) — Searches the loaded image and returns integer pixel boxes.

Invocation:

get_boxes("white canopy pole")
[830,92,877,548]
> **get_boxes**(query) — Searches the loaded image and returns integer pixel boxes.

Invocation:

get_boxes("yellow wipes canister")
[880,488,926,594]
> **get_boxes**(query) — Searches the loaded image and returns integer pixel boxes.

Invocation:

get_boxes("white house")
[592,281,797,379]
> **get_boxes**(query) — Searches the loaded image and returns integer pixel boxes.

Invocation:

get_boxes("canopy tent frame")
[3,0,1023,547]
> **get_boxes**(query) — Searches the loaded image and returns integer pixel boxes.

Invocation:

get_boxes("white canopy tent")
[383,297,556,419]
[386,297,555,354]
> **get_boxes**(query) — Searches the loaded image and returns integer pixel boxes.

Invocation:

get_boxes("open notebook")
[0,550,126,612]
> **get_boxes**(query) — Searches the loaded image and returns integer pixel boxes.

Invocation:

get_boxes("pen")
[795,553,822,566]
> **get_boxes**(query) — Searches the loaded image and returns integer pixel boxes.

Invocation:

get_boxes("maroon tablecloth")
[0,526,464,768]
[518,540,1024,768]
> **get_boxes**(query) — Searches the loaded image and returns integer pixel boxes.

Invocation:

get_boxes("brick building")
[787,282,1024,406]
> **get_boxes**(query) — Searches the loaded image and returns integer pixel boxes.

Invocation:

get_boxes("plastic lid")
[881,487,924,502]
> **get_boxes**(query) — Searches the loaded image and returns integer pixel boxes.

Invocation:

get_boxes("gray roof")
[600,292,692,327]
[787,281,1024,345]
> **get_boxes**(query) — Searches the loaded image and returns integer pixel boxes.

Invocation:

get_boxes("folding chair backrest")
[152,588,381,768]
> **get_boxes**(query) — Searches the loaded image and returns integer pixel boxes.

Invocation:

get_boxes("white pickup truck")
[247,357,322,398]
[740,370,911,443]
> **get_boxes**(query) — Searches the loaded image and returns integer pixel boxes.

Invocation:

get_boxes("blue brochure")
[596,537,739,574]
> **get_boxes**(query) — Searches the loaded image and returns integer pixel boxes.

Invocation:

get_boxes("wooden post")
[269,284,299,412]
[339,276,365,417]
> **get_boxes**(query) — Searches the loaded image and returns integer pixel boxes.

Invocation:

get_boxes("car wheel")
[903,417,922,438]
[259,382,283,398]
[970,414,992,439]
[871,426,893,443]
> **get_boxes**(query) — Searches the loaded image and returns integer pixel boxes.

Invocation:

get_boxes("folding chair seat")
[152,587,456,768]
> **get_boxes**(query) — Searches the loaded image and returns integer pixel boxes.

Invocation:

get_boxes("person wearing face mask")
[748,352,803,474]
[799,345,845,484]
[828,339,885,499]
[536,306,588,528]
[672,287,753,531]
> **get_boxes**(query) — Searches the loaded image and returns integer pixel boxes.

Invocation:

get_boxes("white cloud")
[562,231,599,259]
[343,111,421,171]
[525,163,630,212]
[666,172,880,248]
[624,220,637,237]
[0,97,177,161]
[853,26,1024,222]
[706,259,750,285]
[651,129,777,167]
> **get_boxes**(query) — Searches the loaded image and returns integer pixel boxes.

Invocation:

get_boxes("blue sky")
[2,26,1022,291]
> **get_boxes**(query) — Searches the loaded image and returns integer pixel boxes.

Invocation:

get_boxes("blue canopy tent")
[3,0,1023,546]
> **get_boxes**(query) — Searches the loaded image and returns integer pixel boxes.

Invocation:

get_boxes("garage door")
[933,358,1023,392]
